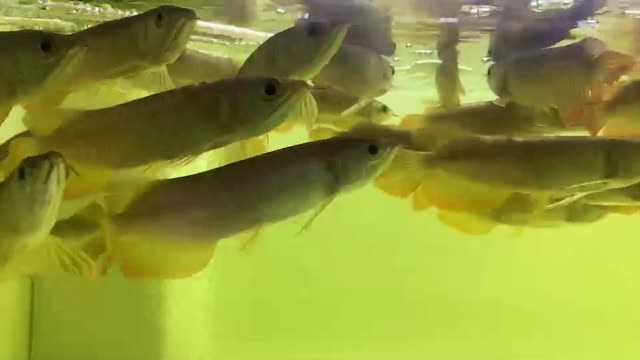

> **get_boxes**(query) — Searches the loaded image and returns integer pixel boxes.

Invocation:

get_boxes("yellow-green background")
[1,1,639,359]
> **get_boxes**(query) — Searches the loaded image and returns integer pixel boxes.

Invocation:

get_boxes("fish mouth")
[41,152,67,185]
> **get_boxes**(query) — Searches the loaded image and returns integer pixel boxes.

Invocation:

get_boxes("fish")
[313,43,395,99]
[378,135,640,220]
[9,77,317,197]
[598,80,640,137]
[237,21,349,80]
[488,0,606,61]
[280,88,394,135]
[487,37,635,135]
[0,152,94,278]
[23,5,198,111]
[0,30,87,126]
[97,135,397,279]
[165,48,240,88]
[301,0,396,56]
[400,101,574,151]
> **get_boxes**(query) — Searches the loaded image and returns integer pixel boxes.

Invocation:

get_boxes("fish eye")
[17,165,26,181]
[39,38,52,53]
[155,12,164,28]
[367,143,379,156]
[487,67,492,76]
[390,66,395,76]
[306,22,324,37]
[263,79,280,97]
[381,105,389,113]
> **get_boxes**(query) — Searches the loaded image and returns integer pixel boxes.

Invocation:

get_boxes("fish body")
[314,43,394,99]
[238,21,349,80]
[423,136,640,194]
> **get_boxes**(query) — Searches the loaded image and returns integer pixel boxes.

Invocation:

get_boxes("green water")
[1,1,640,360]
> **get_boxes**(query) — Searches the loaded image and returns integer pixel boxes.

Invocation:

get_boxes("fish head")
[326,137,398,191]
[2,151,68,210]
[0,30,81,100]
[239,21,349,80]
[358,100,396,123]
[487,62,508,98]
[230,77,318,135]
[133,5,197,66]
[0,152,68,256]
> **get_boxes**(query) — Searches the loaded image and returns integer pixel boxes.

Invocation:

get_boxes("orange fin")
[373,150,422,198]
[118,236,217,279]
[419,172,513,214]
[412,183,433,211]
[374,172,420,199]
[437,210,497,235]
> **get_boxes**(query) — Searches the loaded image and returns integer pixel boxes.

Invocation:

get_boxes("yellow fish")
[99,135,397,279]
[0,152,94,278]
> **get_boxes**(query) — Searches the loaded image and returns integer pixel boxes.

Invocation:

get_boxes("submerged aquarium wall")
[1,0,640,359]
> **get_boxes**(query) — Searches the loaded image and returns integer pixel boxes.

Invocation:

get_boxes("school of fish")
[2,0,640,280]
